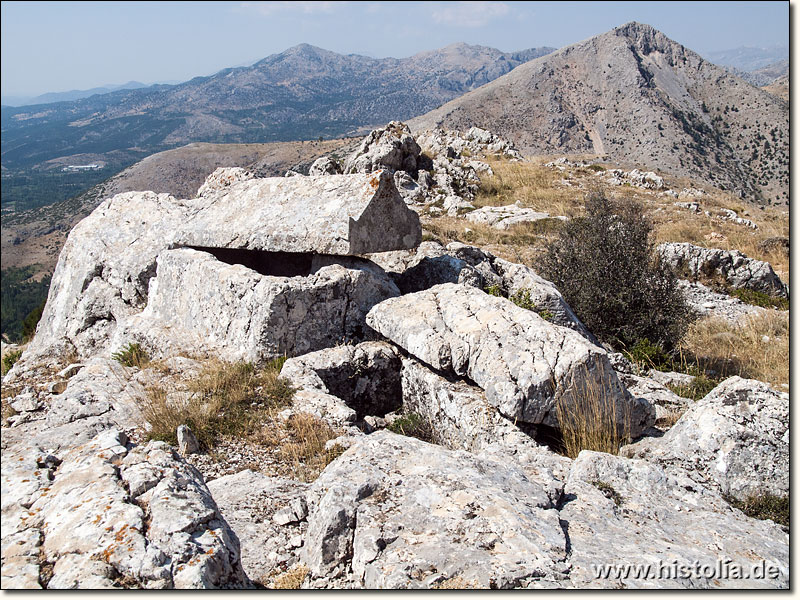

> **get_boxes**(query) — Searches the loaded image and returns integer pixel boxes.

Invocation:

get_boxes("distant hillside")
[410,23,788,204]
[1,81,148,107]
[0,43,554,170]
[703,45,788,72]
[730,60,789,87]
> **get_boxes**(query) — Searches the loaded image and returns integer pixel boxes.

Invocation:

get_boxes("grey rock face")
[196,167,255,198]
[302,430,568,588]
[112,248,400,363]
[616,372,692,424]
[177,424,200,455]
[658,242,788,298]
[465,204,567,230]
[174,170,422,255]
[308,156,342,176]
[367,283,653,437]
[342,121,423,176]
[23,191,191,362]
[280,342,402,426]
[621,376,788,501]
[206,471,309,587]
[2,429,247,589]
[561,451,788,589]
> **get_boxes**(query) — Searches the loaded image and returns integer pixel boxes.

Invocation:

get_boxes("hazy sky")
[1,1,790,97]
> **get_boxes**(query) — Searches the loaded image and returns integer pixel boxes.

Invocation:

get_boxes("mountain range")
[410,22,788,204]
[0,43,554,170]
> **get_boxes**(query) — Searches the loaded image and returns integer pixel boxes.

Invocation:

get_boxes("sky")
[0,0,790,97]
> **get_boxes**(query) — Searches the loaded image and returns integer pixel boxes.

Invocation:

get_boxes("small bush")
[666,372,719,401]
[728,288,789,310]
[272,564,309,589]
[540,192,694,353]
[624,338,672,371]
[387,412,434,443]
[2,349,23,375]
[112,343,150,368]
[726,493,788,527]
[484,284,503,297]
[587,164,606,172]
[509,288,554,321]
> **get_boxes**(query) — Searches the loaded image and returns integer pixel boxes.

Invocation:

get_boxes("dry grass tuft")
[140,357,294,449]
[433,576,482,589]
[271,563,309,589]
[555,366,631,459]
[679,311,789,387]
[264,412,346,483]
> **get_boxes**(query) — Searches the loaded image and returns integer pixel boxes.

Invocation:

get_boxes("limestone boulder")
[465,204,567,230]
[308,156,342,176]
[561,451,788,589]
[174,170,421,255]
[342,121,422,176]
[280,342,403,426]
[2,429,248,589]
[112,248,401,363]
[621,377,788,501]
[658,242,788,298]
[366,284,653,437]
[302,430,568,588]
[206,471,309,588]
[196,167,255,198]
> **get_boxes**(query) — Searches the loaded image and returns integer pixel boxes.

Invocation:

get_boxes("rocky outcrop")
[196,167,255,198]
[658,242,788,298]
[308,156,342,176]
[174,170,422,255]
[621,377,789,501]
[415,126,522,161]
[302,430,568,588]
[206,471,309,588]
[616,372,692,424]
[111,249,400,363]
[676,280,765,322]
[279,342,403,427]
[366,283,653,436]
[561,450,788,588]
[465,204,567,230]
[1,429,247,589]
[603,168,664,189]
[367,241,596,342]
[343,122,424,176]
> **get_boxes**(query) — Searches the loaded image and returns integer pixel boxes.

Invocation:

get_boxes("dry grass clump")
[271,563,309,589]
[555,366,631,459]
[433,576,482,589]
[140,357,294,449]
[475,159,585,216]
[679,310,789,387]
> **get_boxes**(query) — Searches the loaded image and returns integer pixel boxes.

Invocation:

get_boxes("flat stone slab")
[465,204,566,230]
[173,170,421,255]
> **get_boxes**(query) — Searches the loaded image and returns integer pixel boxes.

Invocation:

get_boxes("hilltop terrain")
[410,23,789,205]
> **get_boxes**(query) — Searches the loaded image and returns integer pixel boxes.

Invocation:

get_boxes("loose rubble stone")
[621,376,788,501]
[177,425,200,455]
[308,156,342,176]
[367,283,653,436]
[561,451,788,589]
[303,431,568,588]
[659,242,788,298]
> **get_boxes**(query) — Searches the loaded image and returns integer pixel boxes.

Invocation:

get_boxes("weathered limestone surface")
[302,431,568,588]
[342,121,423,176]
[21,192,191,362]
[196,167,255,198]
[111,249,400,363]
[207,471,309,587]
[280,342,402,426]
[465,204,567,230]
[617,372,692,424]
[561,451,788,589]
[658,242,788,298]
[367,284,653,436]
[2,429,247,589]
[621,377,789,501]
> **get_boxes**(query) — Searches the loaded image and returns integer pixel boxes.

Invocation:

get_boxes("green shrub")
[112,343,150,368]
[729,288,789,310]
[667,372,719,401]
[593,480,624,506]
[387,412,434,443]
[2,349,23,375]
[509,288,554,321]
[484,284,504,297]
[540,192,694,353]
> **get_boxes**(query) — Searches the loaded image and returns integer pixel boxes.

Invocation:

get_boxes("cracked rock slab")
[367,283,653,437]
[303,430,568,588]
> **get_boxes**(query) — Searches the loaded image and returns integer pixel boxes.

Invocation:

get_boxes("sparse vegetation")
[540,192,694,354]
[2,349,23,375]
[725,493,788,527]
[666,371,719,401]
[387,412,434,443]
[271,563,309,589]
[593,480,624,506]
[112,343,150,369]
